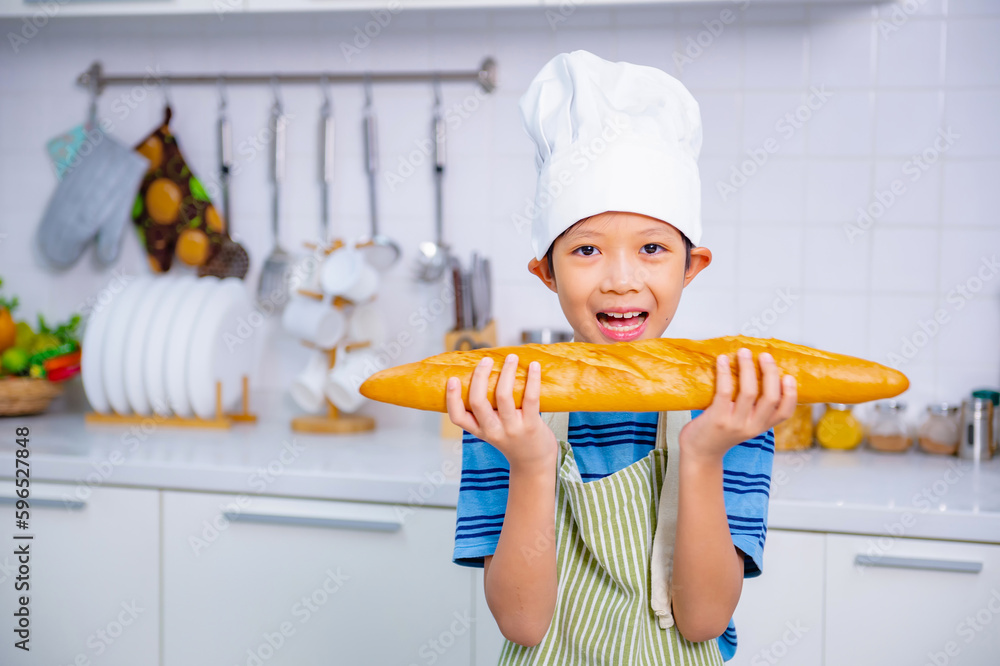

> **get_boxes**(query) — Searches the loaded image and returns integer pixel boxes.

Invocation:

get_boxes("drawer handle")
[0,495,85,509]
[222,511,403,532]
[854,555,982,574]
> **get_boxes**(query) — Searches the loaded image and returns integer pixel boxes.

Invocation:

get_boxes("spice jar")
[917,403,960,455]
[774,403,814,451]
[816,403,864,450]
[971,389,999,457]
[959,396,995,461]
[867,400,911,452]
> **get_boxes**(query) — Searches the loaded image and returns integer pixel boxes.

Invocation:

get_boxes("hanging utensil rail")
[76,58,498,95]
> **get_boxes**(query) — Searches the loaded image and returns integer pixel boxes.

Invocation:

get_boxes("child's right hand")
[446,354,558,470]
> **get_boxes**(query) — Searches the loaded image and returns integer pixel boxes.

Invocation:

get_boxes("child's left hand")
[679,347,797,462]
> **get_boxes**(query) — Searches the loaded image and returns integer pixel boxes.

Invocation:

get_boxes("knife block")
[441,319,497,439]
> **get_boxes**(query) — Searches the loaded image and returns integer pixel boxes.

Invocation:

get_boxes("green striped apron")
[496,410,726,666]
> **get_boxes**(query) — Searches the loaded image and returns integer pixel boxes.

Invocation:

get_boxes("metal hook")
[270,75,283,113]
[160,73,173,108]
[432,73,442,109]
[86,80,99,131]
[217,75,228,112]
[320,73,332,115]
[363,72,373,109]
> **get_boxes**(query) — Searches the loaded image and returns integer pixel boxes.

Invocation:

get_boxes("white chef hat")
[518,50,703,262]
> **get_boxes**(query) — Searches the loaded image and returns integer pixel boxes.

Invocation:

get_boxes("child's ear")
[528,256,558,293]
[683,247,712,287]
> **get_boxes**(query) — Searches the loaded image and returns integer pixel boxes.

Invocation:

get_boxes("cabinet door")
[163,491,474,666]
[729,529,824,666]
[826,534,1000,665]
[0,481,160,665]
[474,531,825,666]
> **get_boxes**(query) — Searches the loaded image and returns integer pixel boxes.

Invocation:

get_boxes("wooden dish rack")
[84,376,257,429]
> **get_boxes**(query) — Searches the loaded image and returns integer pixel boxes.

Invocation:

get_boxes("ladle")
[414,76,451,283]
[356,73,401,272]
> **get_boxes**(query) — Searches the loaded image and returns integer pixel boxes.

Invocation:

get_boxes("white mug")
[325,346,379,413]
[321,245,380,303]
[347,299,386,345]
[281,296,346,349]
[290,350,329,413]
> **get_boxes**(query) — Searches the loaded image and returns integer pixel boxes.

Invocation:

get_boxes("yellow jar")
[816,403,864,450]
[774,403,814,451]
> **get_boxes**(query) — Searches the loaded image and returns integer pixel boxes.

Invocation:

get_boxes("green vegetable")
[28,342,76,366]
[0,277,17,314]
[35,313,81,348]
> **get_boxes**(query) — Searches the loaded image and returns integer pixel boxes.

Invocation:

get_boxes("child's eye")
[642,244,665,255]
[572,245,598,256]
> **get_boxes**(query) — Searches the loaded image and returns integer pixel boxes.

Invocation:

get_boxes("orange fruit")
[0,309,15,354]
[176,229,210,266]
[146,178,183,225]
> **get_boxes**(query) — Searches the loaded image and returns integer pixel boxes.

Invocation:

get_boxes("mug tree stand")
[291,342,376,434]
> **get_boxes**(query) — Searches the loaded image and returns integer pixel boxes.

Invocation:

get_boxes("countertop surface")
[2,390,998,544]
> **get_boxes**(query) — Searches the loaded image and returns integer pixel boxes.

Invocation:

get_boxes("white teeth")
[597,310,647,334]
[602,311,644,319]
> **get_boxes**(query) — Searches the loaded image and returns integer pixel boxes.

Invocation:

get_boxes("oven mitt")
[46,123,96,181]
[37,128,149,269]
[131,106,228,273]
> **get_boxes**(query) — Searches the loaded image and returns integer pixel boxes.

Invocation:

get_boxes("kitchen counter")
[2,390,998,544]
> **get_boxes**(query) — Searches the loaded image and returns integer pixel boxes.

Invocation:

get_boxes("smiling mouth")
[596,311,648,332]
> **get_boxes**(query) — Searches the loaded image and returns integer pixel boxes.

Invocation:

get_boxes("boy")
[445,50,797,663]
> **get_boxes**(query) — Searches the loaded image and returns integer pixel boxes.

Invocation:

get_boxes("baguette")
[358,335,909,413]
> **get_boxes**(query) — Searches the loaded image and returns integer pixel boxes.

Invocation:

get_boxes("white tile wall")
[0,0,998,431]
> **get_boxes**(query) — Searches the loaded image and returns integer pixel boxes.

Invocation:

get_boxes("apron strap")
[650,408,691,629]
[541,411,569,442]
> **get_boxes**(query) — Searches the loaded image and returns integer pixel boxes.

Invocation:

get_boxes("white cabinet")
[825,534,1000,666]
[730,530,825,666]
[473,529,825,666]
[0,481,160,665]
[162,490,474,666]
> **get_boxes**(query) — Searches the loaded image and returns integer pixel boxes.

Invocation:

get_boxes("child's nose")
[601,253,647,292]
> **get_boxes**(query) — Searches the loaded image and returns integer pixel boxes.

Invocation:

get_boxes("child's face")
[528,211,711,344]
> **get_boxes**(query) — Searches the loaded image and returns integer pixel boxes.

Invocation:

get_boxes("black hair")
[545,230,694,285]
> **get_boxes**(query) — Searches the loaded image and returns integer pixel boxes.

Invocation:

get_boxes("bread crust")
[358,335,909,413]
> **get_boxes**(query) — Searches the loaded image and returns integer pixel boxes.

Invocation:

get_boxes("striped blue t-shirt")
[452,409,774,662]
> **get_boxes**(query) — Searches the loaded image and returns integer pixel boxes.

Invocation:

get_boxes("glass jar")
[816,403,864,450]
[774,403,814,451]
[917,403,960,455]
[867,400,911,452]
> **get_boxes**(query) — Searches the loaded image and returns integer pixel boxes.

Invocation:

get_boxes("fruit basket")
[0,377,64,416]
[0,277,81,416]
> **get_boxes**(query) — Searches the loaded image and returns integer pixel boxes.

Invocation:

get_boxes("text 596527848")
[12,426,31,652]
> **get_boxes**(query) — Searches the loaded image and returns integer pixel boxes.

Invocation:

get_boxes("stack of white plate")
[81,275,254,420]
